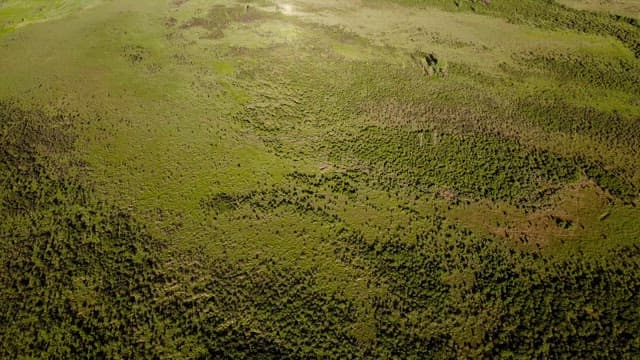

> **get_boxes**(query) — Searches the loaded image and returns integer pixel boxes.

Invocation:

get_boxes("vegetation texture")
[0,0,639,358]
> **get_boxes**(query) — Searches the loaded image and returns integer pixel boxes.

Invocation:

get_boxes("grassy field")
[0,0,639,358]
[557,0,640,19]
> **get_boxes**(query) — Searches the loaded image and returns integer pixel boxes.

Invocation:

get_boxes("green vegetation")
[0,102,163,357]
[390,0,640,57]
[330,126,580,202]
[0,0,639,358]
[0,0,99,34]
[557,0,640,20]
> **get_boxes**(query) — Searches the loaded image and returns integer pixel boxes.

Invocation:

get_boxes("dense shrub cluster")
[200,185,340,222]
[1,102,638,358]
[159,254,361,358]
[0,102,361,358]
[335,218,640,358]
[524,52,640,94]
[198,167,640,357]
[0,102,165,358]
[201,171,640,357]
[330,126,579,203]
[517,96,640,150]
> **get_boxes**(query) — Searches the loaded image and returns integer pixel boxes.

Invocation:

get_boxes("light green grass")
[557,0,640,20]
[0,0,100,34]
[1,0,639,357]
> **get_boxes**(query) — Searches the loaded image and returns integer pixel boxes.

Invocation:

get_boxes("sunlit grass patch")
[0,0,100,35]
[1,0,639,357]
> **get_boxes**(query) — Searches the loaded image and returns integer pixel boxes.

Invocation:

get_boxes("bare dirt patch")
[451,179,615,247]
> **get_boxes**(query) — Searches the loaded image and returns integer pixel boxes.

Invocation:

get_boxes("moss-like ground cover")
[1,0,639,357]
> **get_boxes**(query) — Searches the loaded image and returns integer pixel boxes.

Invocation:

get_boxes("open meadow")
[1,0,639,357]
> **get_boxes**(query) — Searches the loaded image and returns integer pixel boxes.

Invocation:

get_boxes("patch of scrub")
[557,0,640,20]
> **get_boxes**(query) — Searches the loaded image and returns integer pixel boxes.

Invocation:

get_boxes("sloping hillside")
[1,0,639,357]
